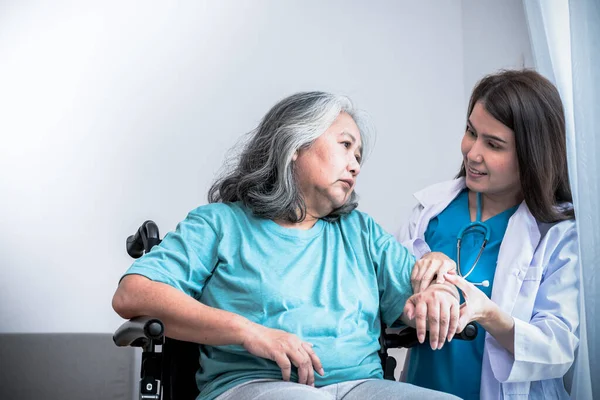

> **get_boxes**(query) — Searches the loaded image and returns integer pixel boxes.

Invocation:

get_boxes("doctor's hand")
[411,252,457,293]
[445,273,517,354]
[403,283,460,350]
[444,273,494,329]
[241,323,324,386]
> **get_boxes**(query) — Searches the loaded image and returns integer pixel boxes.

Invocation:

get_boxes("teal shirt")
[405,190,517,399]
[124,202,415,400]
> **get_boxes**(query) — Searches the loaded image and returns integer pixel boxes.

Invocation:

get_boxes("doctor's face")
[461,101,521,200]
[294,112,362,218]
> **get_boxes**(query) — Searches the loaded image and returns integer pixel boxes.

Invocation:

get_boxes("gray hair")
[208,91,374,222]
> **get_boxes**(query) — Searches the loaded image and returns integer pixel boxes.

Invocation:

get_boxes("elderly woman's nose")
[349,158,361,175]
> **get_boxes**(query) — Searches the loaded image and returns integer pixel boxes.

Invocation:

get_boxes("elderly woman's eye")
[342,141,351,148]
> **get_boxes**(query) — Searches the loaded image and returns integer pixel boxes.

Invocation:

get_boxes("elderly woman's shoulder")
[339,208,387,233]
[186,201,249,224]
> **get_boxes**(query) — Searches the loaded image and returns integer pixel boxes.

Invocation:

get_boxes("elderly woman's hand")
[241,323,324,386]
[403,283,460,350]
[411,251,457,293]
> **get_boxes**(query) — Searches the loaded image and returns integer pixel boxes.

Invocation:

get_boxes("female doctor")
[398,69,580,399]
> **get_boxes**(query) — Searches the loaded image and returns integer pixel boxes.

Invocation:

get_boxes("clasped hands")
[403,251,492,351]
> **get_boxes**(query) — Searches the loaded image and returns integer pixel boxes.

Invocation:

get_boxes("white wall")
[0,1,530,334]
[461,0,534,98]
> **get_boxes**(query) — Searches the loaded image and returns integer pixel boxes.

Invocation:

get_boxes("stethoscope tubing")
[456,192,491,287]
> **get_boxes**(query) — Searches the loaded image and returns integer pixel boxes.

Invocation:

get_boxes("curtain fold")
[568,0,599,398]
[523,1,598,399]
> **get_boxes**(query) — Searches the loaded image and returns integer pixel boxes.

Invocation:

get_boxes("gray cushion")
[0,333,134,400]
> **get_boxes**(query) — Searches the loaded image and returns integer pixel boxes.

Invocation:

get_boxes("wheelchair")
[114,220,478,400]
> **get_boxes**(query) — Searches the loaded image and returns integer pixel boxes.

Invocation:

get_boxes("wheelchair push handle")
[126,220,161,258]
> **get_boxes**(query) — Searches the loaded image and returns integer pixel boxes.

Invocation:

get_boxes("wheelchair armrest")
[383,322,478,349]
[113,316,165,347]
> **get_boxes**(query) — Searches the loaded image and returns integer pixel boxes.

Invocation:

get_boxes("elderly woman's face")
[293,112,362,218]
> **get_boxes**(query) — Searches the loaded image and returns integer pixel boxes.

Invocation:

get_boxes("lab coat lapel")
[490,202,541,314]
[414,179,465,238]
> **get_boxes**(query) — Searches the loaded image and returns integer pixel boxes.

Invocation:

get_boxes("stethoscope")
[456,192,490,288]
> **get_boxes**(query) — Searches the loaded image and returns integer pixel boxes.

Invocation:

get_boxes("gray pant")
[216,378,460,400]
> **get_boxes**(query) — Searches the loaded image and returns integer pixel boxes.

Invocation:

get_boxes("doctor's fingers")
[413,259,456,293]
[456,303,474,332]
[444,273,476,298]
[436,263,457,285]
[411,259,436,293]
[422,259,456,291]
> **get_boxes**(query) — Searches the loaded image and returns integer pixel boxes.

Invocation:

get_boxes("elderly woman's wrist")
[232,314,256,346]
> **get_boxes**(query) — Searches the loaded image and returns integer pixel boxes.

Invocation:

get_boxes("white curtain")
[523,0,599,399]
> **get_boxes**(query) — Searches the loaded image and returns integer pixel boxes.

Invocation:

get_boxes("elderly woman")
[112,92,461,400]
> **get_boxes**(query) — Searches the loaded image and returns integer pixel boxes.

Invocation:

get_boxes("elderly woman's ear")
[292,151,298,162]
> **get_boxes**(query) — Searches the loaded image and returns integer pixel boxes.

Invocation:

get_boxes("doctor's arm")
[445,274,516,353]
[446,226,580,382]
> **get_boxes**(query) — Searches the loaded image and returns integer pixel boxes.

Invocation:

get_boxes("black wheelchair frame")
[113,220,477,400]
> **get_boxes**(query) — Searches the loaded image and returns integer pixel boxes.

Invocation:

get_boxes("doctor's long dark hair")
[457,69,574,223]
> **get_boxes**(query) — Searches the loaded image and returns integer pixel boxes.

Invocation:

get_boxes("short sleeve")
[123,208,220,298]
[369,218,416,326]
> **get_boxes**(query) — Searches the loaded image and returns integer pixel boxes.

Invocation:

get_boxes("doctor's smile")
[466,166,486,177]
[399,69,580,399]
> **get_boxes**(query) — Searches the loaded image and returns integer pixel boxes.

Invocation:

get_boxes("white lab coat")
[397,178,580,399]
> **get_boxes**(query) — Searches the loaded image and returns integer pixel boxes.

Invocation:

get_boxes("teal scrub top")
[405,190,518,400]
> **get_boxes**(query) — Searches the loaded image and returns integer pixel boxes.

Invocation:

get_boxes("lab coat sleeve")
[395,203,431,258]
[488,224,580,382]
